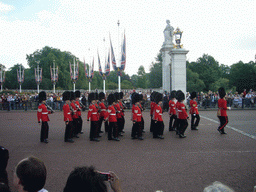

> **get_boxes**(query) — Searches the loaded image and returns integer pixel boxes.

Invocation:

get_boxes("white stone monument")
[161,21,189,95]
[161,20,174,93]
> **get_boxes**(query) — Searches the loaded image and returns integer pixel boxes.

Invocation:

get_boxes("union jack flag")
[98,51,103,76]
[120,33,126,71]
[50,66,58,83]
[0,71,5,84]
[110,36,117,71]
[84,58,88,78]
[105,50,110,77]
[17,68,25,84]
[35,68,42,84]
[90,58,94,79]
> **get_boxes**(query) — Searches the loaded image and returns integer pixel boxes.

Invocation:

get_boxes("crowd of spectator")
[1,89,256,111]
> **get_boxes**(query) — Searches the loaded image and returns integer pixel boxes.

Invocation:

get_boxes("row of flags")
[12,33,126,86]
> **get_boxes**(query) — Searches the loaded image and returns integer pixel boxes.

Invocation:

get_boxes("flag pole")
[117,20,121,92]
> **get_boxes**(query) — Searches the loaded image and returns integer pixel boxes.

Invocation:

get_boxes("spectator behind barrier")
[13,156,48,192]
[204,181,234,192]
[63,166,122,192]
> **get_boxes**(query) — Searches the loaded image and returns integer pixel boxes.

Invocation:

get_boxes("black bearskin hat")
[190,91,197,99]
[155,92,163,104]
[107,93,116,105]
[132,93,140,105]
[75,90,81,98]
[88,93,95,104]
[150,91,156,102]
[95,92,99,100]
[176,91,185,102]
[119,92,124,99]
[63,91,71,101]
[218,87,226,99]
[39,91,46,102]
[99,92,105,101]
[114,92,120,101]
[139,94,143,101]
[170,90,177,99]
[70,92,75,101]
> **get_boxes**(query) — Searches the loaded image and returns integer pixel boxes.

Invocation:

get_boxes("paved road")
[0,110,255,192]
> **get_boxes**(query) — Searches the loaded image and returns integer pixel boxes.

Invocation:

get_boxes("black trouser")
[65,121,73,141]
[131,121,142,138]
[150,116,154,132]
[99,116,109,132]
[40,122,49,142]
[169,114,177,130]
[90,121,99,139]
[108,122,118,139]
[191,114,200,129]
[73,118,79,136]
[121,115,125,131]
[77,116,83,133]
[178,119,188,135]
[117,118,122,133]
[218,116,228,133]
[141,117,144,131]
[153,121,164,138]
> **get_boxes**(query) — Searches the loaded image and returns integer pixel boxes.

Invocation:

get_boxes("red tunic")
[63,104,73,122]
[189,100,199,115]
[133,105,142,122]
[37,104,51,122]
[87,104,99,121]
[114,103,122,119]
[218,98,227,116]
[150,102,156,116]
[71,102,79,119]
[119,101,125,116]
[99,102,107,118]
[153,105,163,122]
[176,102,188,119]
[104,105,117,122]
[75,100,82,116]
[138,103,143,118]
[168,100,176,115]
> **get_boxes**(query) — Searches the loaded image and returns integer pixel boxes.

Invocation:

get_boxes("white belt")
[74,110,77,112]
[67,112,70,114]
[177,110,182,112]
[137,114,141,116]
[110,113,116,115]
[42,112,48,114]
[92,112,97,114]
[159,113,162,115]
[101,109,106,111]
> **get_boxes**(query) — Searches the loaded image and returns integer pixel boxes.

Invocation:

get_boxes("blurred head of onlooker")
[203,181,234,192]
[0,146,9,186]
[13,156,47,192]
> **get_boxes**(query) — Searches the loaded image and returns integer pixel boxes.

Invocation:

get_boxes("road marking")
[201,116,256,140]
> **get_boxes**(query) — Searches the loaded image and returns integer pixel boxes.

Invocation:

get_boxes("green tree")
[186,68,205,92]
[136,65,147,88]
[148,53,162,88]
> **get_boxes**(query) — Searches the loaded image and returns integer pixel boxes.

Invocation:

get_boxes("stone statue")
[163,20,174,45]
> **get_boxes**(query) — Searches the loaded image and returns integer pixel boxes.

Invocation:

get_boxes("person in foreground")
[204,181,234,192]
[63,166,122,192]
[13,156,48,192]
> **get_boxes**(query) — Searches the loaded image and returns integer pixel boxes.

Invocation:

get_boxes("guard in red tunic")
[104,94,119,141]
[75,90,84,134]
[70,92,79,138]
[150,92,157,132]
[153,92,164,139]
[62,91,74,143]
[176,91,189,138]
[119,92,126,133]
[217,87,230,134]
[87,93,100,141]
[131,93,143,140]
[168,90,177,131]
[37,91,53,143]
[114,92,123,136]
[98,92,108,133]
[189,91,200,130]
[138,94,145,133]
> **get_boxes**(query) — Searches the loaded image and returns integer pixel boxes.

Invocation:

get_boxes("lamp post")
[0,66,5,92]
[51,60,58,93]
[173,27,183,49]
[17,65,24,93]
[35,61,42,93]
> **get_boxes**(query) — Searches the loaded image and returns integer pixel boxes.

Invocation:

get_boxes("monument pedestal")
[170,48,189,95]
[161,44,173,93]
